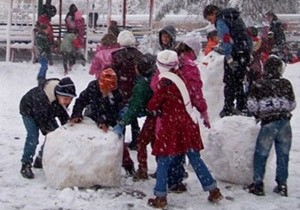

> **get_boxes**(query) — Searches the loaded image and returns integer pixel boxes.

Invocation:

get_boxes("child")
[246,56,296,197]
[204,29,219,56]
[89,33,120,79]
[35,24,52,85]
[113,53,156,181]
[70,68,135,176]
[147,50,223,208]
[73,10,87,66]
[60,32,77,75]
[19,77,77,179]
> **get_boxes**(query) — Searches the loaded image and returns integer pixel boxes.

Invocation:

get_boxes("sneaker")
[208,188,223,203]
[133,168,148,181]
[246,183,265,196]
[148,196,167,208]
[33,156,43,169]
[273,184,288,197]
[124,164,135,176]
[20,163,34,179]
[169,182,187,194]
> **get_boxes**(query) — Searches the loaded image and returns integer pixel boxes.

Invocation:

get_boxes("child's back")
[60,33,76,53]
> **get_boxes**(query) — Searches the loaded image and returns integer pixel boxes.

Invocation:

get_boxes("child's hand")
[99,123,108,132]
[69,117,82,125]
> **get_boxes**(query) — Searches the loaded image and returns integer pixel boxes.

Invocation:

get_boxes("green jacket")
[60,33,76,53]
[120,76,153,126]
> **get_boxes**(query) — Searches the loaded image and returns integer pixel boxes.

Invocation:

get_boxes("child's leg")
[186,149,217,191]
[62,52,68,73]
[37,57,48,81]
[168,154,185,188]
[154,156,174,197]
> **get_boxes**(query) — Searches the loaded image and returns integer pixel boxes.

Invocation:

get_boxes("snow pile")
[203,115,272,185]
[199,51,225,122]
[43,117,123,190]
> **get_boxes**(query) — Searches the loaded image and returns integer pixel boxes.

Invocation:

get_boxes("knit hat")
[183,37,202,57]
[156,50,179,73]
[117,30,136,46]
[74,11,83,20]
[98,68,118,94]
[55,77,77,97]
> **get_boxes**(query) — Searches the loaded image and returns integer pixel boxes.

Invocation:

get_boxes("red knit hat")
[98,68,118,94]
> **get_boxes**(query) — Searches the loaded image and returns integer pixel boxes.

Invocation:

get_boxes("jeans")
[37,56,48,80]
[253,119,292,185]
[154,149,217,197]
[21,116,40,164]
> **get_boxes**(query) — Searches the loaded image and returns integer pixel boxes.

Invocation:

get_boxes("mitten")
[200,111,211,129]
[69,117,82,125]
[113,123,124,139]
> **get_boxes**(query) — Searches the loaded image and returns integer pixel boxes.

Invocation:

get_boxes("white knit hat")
[117,30,136,46]
[183,37,202,57]
[156,50,179,73]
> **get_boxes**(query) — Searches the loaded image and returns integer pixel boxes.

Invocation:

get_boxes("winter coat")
[35,31,52,59]
[19,79,69,135]
[89,43,121,79]
[119,75,153,126]
[159,25,177,50]
[60,33,76,53]
[111,47,144,103]
[177,52,208,114]
[74,17,85,47]
[147,72,204,157]
[65,12,76,33]
[247,77,296,125]
[269,19,286,48]
[71,80,123,127]
[204,38,219,56]
[36,14,54,43]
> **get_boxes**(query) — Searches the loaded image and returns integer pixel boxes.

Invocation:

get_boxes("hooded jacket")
[159,25,177,50]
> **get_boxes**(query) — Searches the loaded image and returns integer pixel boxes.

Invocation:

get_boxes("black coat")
[71,80,124,127]
[19,79,69,135]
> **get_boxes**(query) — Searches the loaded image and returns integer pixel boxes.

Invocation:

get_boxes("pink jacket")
[177,52,208,114]
[89,44,121,78]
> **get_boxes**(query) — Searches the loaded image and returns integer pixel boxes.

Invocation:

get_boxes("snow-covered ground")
[0,56,300,210]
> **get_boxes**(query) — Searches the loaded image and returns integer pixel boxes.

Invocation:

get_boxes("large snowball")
[199,51,225,123]
[202,116,273,185]
[43,117,123,189]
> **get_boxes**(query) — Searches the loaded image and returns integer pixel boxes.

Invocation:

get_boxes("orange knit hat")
[98,68,118,94]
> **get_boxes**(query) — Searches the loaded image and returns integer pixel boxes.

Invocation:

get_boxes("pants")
[62,52,76,71]
[37,56,48,80]
[253,119,292,186]
[154,149,217,197]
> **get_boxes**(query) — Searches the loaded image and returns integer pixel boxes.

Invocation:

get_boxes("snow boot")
[208,188,223,203]
[273,184,288,197]
[148,196,167,208]
[33,156,43,169]
[246,182,265,196]
[168,182,187,194]
[133,168,148,181]
[20,163,34,179]
[124,164,135,177]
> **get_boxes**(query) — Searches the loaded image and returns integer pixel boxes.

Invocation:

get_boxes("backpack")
[219,8,252,55]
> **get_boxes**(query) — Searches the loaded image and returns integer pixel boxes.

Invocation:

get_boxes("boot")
[208,188,223,203]
[124,164,135,177]
[33,156,43,169]
[246,182,265,196]
[273,184,288,197]
[168,182,187,194]
[133,168,148,181]
[20,163,34,179]
[148,196,167,208]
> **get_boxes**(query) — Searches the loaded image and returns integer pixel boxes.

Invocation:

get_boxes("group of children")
[21,13,296,208]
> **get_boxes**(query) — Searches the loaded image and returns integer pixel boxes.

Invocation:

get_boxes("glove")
[225,54,239,71]
[113,123,124,139]
[200,111,211,129]
[69,117,83,125]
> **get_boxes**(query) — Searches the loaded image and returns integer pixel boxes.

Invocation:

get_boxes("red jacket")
[37,15,54,43]
[147,74,204,156]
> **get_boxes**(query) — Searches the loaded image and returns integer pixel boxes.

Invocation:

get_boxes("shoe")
[219,108,233,118]
[127,142,137,151]
[246,183,265,196]
[33,156,43,169]
[148,196,167,208]
[20,163,34,179]
[208,188,223,203]
[169,182,187,194]
[124,164,135,176]
[273,184,288,197]
[133,168,148,181]
[149,171,157,179]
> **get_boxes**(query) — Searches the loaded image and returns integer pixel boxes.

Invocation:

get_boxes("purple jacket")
[89,44,121,78]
